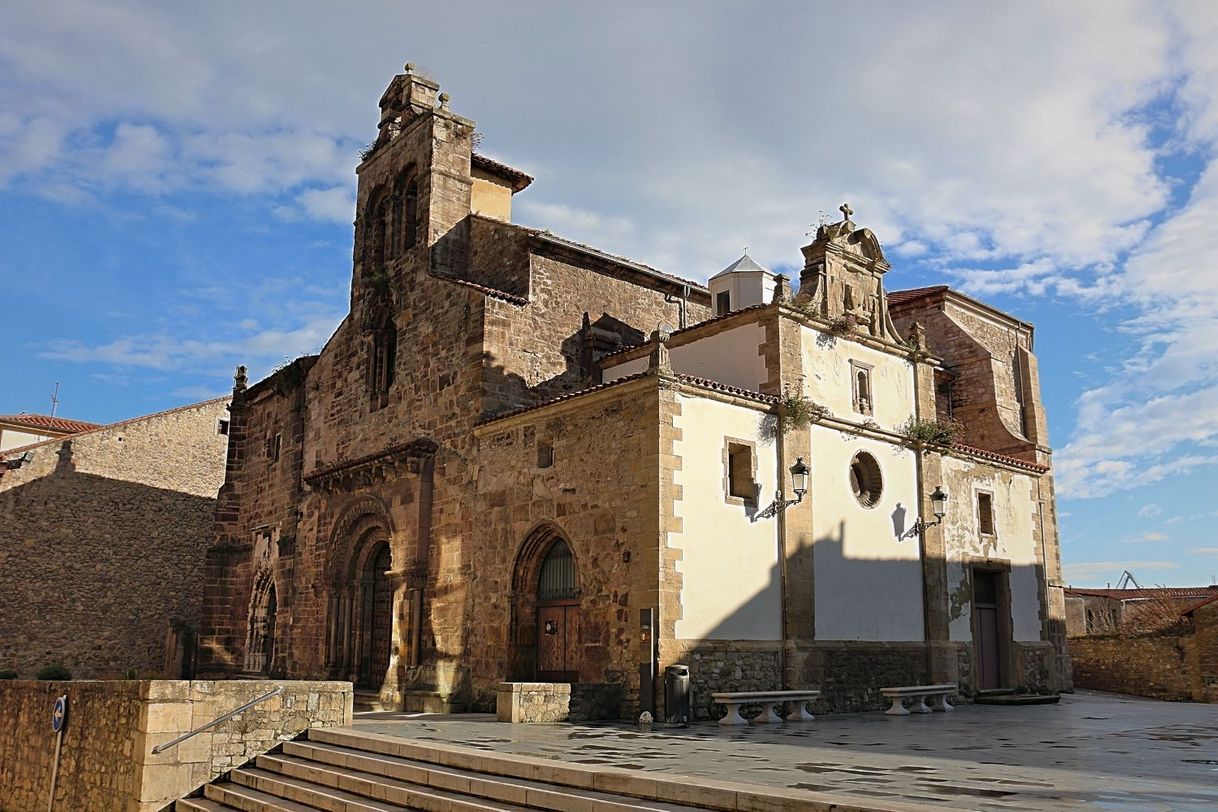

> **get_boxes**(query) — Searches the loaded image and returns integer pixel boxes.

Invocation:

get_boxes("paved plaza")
[352,691,1218,811]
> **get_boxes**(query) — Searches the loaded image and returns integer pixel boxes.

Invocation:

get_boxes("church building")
[198,65,1070,717]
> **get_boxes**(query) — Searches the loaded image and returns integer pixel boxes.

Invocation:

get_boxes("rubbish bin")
[664,664,690,726]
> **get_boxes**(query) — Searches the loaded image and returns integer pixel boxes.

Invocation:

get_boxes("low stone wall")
[1070,634,1194,701]
[496,682,623,723]
[0,679,351,812]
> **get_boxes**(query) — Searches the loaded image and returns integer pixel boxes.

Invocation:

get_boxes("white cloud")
[1122,531,1169,544]
[1192,547,1218,556]
[297,185,355,224]
[1137,504,1163,518]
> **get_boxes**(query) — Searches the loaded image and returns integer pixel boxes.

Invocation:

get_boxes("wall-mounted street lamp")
[756,458,810,520]
[902,486,948,539]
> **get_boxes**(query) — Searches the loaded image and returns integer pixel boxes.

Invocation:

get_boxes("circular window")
[849,451,883,508]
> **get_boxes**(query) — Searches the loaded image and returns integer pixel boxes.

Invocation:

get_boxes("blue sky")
[3,1,1217,587]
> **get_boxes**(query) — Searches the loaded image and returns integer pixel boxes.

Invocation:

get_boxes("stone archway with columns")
[323,495,407,698]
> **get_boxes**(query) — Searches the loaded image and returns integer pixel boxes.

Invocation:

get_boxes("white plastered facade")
[671,392,782,641]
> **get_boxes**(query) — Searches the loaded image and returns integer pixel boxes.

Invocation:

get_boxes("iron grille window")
[538,540,579,601]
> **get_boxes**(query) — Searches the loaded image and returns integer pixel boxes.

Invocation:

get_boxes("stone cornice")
[304,439,438,491]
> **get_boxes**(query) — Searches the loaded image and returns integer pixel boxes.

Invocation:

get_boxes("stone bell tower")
[351,63,477,311]
[797,203,903,342]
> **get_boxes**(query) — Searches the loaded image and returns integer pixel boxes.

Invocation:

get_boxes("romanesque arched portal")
[510,522,583,682]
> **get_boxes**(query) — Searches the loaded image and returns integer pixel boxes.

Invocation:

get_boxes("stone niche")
[496,682,622,723]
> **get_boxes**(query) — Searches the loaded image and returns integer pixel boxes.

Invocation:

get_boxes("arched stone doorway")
[324,496,400,692]
[243,571,277,675]
[511,524,583,682]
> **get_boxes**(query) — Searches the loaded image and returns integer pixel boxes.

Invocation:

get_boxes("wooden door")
[362,544,394,689]
[973,570,1002,690]
[537,602,580,682]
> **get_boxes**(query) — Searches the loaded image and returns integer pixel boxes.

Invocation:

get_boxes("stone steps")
[178,725,939,812]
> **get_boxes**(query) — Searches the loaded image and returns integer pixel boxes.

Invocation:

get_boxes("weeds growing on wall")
[36,663,71,681]
[762,388,831,440]
[899,416,963,446]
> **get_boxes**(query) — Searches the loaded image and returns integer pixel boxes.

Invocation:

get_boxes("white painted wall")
[709,271,775,313]
[603,322,769,392]
[0,428,49,452]
[800,326,915,429]
[808,427,924,641]
[671,393,781,641]
[941,457,1042,642]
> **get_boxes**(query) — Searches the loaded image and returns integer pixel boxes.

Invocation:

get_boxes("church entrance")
[972,569,1006,690]
[243,572,277,675]
[356,540,394,690]
[510,524,584,682]
[536,539,580,681]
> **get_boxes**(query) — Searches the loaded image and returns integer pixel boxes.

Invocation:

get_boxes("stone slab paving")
[352,691,1218,811]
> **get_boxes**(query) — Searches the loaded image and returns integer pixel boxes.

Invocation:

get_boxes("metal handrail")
[151,686,284,754]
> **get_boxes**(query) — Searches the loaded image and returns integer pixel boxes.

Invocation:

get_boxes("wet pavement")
[352,691,1218,810]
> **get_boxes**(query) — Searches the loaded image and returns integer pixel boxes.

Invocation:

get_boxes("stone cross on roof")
[839,202,854,221]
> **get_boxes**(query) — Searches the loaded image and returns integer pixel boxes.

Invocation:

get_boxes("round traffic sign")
[52,695,67,733]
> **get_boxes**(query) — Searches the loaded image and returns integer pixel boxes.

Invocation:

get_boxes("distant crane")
[1115,570,1142,590]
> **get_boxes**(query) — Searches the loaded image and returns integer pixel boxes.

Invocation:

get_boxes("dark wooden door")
[974,570,1002,690]
[537,602,580,682]
[363,544,394,689]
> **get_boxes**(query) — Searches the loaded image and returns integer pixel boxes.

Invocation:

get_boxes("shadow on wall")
[0,440,217,678]
[674,516,1055,720]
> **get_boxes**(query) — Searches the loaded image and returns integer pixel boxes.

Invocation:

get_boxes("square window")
[267,433,282,464]
[537,440,554,469]
[977,492,995,536]
[716,290,731,316]
[217,418,230,436]
[727,442,755,502]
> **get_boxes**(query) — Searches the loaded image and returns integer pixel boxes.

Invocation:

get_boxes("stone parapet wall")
[1070,634,1195,701]
[0,679,351,812]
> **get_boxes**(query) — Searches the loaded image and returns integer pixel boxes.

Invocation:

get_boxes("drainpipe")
[911,352,934,683]
[774,410,790,690]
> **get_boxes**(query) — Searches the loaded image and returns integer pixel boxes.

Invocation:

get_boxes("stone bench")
[880,684,956,715]
[711,690,820,726]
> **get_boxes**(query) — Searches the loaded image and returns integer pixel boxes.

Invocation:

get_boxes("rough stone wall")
[0,679,350,812]
[0,399,229,678]
[666,640,782,721]
[1070,634,1195,701]
[470,378,661,711]
[482,249,708,412]
[1193,603,1218,702]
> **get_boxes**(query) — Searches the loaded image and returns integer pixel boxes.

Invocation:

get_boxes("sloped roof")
[0,413,101,435]
[1065,586,1218,601]
[887,285,950,307]
[711,253,772,280]
[471,153,533,193]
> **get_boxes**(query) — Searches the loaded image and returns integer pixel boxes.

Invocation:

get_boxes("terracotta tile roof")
[673,374,777,405]
[1065,586,1218,601]
[599,304,772,364]
[476,373,650,426]
[955,443,1049,473]
[471,153,533,192]
[0,413,101,435]
[430,273,528,305]
[887,285,950,307]
[1181,592,1218,616]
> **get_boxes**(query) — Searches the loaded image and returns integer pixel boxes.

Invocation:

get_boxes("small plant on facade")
[36,663,71,681]
[358,142,378,161]
[899,416,963,447]
[123,667,139,680]
[763,388,830,439]
[825,312,861,336]
[860,418,881,431]
[0,669,18,679]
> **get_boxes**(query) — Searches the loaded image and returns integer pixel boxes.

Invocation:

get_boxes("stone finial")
[438,92,450,111]
[910,321,928,353]
[647,329,672,374]
[234,364,248,393]
[771,273,793,304]
[839,202,854,221]
[404,62,415,74]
